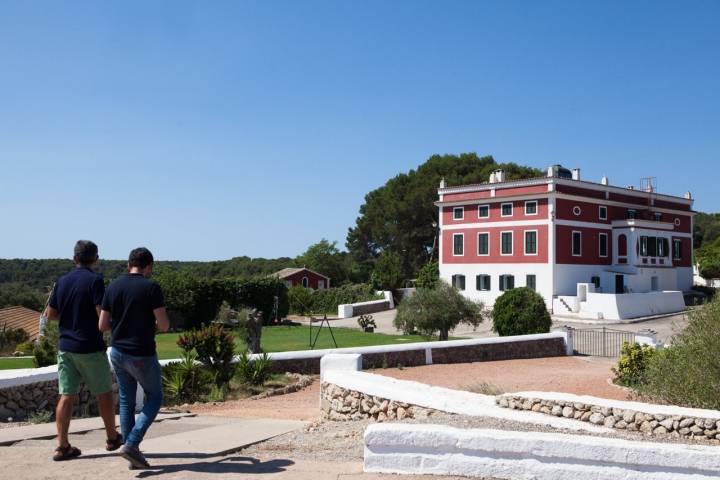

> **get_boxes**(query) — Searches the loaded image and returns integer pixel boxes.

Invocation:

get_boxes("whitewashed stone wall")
[498,394,720,441]
[321,382,439,422]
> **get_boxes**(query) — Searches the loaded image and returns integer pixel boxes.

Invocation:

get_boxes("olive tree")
[394,281,483,340]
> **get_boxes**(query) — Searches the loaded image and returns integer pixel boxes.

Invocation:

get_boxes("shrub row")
[288,283,381,315]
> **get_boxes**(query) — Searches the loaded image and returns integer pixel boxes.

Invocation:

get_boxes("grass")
[0,357,35,370]
[0,325,462,369]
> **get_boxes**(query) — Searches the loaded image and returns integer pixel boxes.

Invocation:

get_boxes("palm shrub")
[162,350,213,404]
[492,287,551,336]
[177,324,236,386]
[394,281,483,340]
[637,296,720,409]
[236,351,274,386]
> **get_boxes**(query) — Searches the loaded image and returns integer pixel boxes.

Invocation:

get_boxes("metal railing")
[566,326,636,357]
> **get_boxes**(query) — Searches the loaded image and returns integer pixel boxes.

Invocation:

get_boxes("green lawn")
[0,357,35,370]
[0,325,459,370]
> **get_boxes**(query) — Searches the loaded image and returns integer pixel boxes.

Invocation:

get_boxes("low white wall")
[580,291,685,320]
[324,367,605,432]
[337,299,391,318]
[364,424,720,480]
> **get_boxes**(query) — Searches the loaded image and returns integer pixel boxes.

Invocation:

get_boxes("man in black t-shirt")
[99,247,169,469]
[47,240,121,461]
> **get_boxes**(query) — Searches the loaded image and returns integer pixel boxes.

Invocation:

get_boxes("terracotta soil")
[189,355,627,420]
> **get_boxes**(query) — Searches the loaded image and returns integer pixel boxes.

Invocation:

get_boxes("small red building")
[273,267,330,290]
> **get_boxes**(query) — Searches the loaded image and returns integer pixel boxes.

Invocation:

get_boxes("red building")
[437,165,694,320]
[273,267,330,290]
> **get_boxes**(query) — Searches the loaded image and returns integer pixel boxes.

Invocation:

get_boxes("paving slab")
[0,412,194,446]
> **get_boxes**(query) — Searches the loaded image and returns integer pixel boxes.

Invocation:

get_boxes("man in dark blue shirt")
[100,247,169,469]
[47,240,121,461]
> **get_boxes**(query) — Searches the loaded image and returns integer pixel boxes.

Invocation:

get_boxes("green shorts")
[57,351,113,396]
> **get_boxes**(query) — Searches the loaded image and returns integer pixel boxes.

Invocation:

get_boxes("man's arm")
[153,307,170,333]
[98,310,112,332]
[46,306,59,321]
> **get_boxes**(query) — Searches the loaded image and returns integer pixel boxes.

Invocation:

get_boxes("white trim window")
[501,231,513,255]
[599,205,608,220]
[453,233,464,256]
[524,200,538,216]
[477,232,490,256]
[572,231,582,257]
[524,230,538,255]
[673,239,682,260]
[478,204,490,219]
[501,202,513,217]
[453,207,464,220]
[599,232,608,258]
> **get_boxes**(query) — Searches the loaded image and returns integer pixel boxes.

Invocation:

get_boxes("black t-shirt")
[102,273,165,356]
[49,267,106,354]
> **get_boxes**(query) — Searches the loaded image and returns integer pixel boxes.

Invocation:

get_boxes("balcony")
[611,219,675,231]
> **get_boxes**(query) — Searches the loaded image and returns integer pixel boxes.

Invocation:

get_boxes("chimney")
[572,168,581,181]
[684,191,692,199]
[495,170,506,183]
[547,165,557,177]
[601,176,609,185]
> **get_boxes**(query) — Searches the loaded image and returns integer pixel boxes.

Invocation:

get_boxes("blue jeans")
[110,349,163,448]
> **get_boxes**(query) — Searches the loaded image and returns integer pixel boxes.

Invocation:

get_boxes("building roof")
[0,306,42,341]
[272,267,330,280]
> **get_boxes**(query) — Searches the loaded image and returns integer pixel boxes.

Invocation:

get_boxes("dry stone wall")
[498,394,720,441]
[321,382,440,422]
[0,379,108,421]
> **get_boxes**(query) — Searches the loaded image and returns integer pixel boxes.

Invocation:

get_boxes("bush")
[636,296,720,409]
[371,251,404,290]
[0,324,29,352]
[177,324,236,386]
[612,342,657,387]
[33,321,59,367]
[415,261,439,289]
[288,286,313,316]
[492,287,551,336]
[236,351,273,386]
[357,314,376,330]
[394,281,483,340]
[15,341,35,355]
[162,350,214,404]
[308,283,381,314]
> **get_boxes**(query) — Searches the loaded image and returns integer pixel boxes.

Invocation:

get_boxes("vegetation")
[33,321,59,367]
[371,251,404,290]
[295,239,352,286]
[346,153,542,281]
[696,236,720,279]
[394,281,483,341]
[287,283,381,315]
[415,261,439,289]
[357,314,376,330]
[612,342,657,387]
[288,285,313,316]
[236,352,273,386]
[162,350,214,404]
[177,324,237,386]
[0,357,34,369]
[694,212,720,250]
[0,324,29,353]
[631,296,720,409]
[0,282,46,310]
[492,287,551,336]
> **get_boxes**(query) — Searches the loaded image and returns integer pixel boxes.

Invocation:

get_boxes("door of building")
[615,275,624,294]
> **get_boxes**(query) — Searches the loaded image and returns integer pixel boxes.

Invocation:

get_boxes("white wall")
[579,291,685,320]
[553,264,607,296]
[440,262,553,308]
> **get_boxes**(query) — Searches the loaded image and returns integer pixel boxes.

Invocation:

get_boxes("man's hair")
[128,247,154,269]
[74,240,98,266]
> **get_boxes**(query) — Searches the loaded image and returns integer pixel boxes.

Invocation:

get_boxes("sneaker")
[120,444,150,469]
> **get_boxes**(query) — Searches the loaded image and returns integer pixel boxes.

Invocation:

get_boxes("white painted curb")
[364,424,720,480]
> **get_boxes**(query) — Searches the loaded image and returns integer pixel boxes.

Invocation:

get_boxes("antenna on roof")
[640,177,657,206]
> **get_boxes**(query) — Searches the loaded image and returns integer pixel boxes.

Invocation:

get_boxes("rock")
[386,409,396,420]
[551,405,563,417]
[627,423,638,432]
[574,403,586,410]
[540,406,551,415]
[653,426,668,435]
[531,403,541,412]
[498,397,508,408]
[522,399,534,410]
[679,418,694,428]
[660,419,674,431]
[600,407,612,417]
[623,411,636,423]
[649,420,659,429]
[562,406,574,418]
[397,407,407,420]
[589,413,605,425]
[574,411,583,419]
[639,421,653,433]
[634,412,645,424]
[580,411,593,422]
[679,427,690,435]
[0,406,13,420]
[603,416,616,428]
[705,429,717,438]
[379,400,389,412]
[615,420,628,429]
[6,401,19,411]
[690,425,704,435]
[703,419,716,429]
[653,414,666,422]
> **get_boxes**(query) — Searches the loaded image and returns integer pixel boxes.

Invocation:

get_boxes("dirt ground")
[189,356,628,421]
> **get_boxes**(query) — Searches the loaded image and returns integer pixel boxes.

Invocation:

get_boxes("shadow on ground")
[126,455,294,477]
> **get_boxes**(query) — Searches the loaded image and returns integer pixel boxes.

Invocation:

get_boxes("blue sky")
[1,1,718,261]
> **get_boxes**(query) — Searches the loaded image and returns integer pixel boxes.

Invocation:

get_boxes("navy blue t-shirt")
[49,267,106,354]
[102,273,165,356]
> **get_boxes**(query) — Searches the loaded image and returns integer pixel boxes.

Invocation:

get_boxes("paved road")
[294,309,690,344]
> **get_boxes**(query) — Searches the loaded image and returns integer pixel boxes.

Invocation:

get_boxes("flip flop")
[106,433,123,451]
